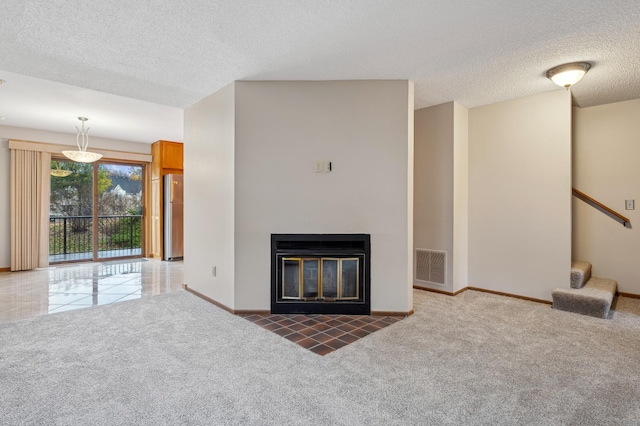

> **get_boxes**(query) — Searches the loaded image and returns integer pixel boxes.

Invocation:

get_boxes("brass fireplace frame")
[281,257,360,301]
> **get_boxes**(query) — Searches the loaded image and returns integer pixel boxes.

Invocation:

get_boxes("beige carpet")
[1,288,639,425]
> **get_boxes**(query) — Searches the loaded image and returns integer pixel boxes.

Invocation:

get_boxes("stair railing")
[572,188,631,228]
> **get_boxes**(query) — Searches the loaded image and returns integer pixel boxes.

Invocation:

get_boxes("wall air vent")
[415,249,446,286]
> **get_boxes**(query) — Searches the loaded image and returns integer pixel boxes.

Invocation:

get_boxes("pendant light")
[62,117,103,163]
[50,163,73,177]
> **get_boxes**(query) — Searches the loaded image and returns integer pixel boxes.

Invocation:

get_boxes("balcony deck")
[49,248,143,263]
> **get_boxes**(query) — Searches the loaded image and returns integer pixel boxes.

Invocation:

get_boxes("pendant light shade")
[546,62,591,89]
[50,165,73,177]
[62,117,103,163]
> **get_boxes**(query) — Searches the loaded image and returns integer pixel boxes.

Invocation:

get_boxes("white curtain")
[10,149,51,271]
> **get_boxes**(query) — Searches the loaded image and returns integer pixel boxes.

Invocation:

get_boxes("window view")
[96,163,143,259]
[49,160,144,263]
[49,160,95,262]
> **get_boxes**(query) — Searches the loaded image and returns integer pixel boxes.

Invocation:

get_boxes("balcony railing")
[49,215,142,259]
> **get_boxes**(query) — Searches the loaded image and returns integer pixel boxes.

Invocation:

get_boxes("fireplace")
[271,234,371,315]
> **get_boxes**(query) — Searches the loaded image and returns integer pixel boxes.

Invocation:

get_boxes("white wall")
[232,81,414,312]
[452,102,469,293]
[573,99,640,294]
[468,90,572,301]
[0,138,10,269]
[183,82,236,308]
[0,124,151,269]
[413,101,468,294]
[414,103,455,291]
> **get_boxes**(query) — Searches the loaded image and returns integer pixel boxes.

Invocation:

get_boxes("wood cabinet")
[150,140,183,259]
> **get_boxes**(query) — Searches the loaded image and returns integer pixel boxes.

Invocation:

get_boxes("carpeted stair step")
[552,277,617,319]
[570,261,591,289]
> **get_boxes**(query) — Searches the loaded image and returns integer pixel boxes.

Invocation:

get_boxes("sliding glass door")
[49,160,95,262]
[96,163,143,259]
[49,159,145,263]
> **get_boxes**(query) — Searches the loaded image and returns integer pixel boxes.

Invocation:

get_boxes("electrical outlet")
[314,160,323,173]
[625,200,635,210]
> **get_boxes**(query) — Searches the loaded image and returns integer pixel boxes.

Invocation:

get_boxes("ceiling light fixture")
[62,117,103,163]
[50,164,73,177]
[546,62,591,89]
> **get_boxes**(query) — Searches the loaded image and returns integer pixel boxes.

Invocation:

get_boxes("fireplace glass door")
[282,257,359,301]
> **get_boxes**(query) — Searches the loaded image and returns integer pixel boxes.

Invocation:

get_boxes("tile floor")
[0,258,184,323]
[240,313,404,355]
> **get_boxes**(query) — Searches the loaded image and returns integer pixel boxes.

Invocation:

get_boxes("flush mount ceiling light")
[50,164,73,177]
[62,117,103,163]
[546,62,591,89]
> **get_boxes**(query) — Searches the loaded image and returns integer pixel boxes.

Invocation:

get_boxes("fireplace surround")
[271,234,371,315]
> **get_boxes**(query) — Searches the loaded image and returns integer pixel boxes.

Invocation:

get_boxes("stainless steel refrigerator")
[164,174,184,260]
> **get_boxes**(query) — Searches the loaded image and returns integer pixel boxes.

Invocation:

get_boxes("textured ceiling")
[1,1,639,143]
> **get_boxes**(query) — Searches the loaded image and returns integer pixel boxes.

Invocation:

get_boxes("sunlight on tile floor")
[0,259,184,323]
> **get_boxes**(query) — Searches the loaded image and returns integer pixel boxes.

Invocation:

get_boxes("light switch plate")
[314,160,323,173]
[626,200,635,210]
